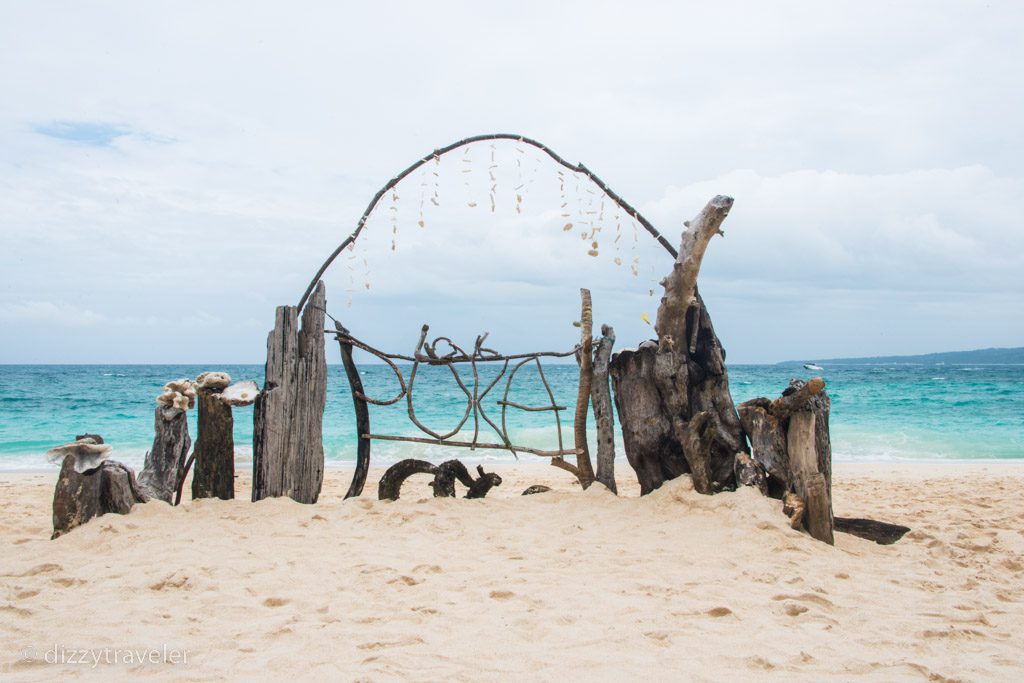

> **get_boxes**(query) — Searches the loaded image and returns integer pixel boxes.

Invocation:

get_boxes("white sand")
[2,462,1024,681]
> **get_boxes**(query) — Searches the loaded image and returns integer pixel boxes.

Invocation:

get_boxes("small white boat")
[803,363,824,371]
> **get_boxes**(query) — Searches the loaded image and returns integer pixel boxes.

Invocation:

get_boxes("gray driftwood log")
[52,453,146,539]
[137,406,191,503]
[192,372,235,500]
[591,324,617,493]
[253,282,327,504]
[609,196,746,495]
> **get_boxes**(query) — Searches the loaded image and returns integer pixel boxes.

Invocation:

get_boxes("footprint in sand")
[489,590,514,600]
[22,563,62,576]
[388,575,421,586]
[263,597,290,608]
[705,607,732,617]
[357,636,425,651]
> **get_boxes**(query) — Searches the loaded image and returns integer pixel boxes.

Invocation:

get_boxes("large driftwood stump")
[137,406,191,503]
[192,372,235,500]
[738,378,834,544]
[52,454,146,539]
[609,196,746,495]
[253,282,327,504]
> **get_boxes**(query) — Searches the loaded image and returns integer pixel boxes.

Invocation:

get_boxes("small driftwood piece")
[591,324,617,493]
[377,459,502,500]
[137,406,191,503]
[52,453,146,539]
[834,517,911,545]
[466,464,502,499]
[192,372,235,500]
[788,412,833,544]
[610,196,746,495]
[253,282,327,504]
[522,485,552,495]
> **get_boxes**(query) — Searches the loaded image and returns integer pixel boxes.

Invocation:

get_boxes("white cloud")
[0,301,105,327]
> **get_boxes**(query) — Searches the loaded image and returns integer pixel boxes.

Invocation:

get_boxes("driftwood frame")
[297,133,677,497]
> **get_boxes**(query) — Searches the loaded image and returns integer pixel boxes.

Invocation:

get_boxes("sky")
[1,1,1022,364]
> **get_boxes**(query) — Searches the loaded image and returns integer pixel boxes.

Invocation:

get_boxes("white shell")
[196,371,231,391]
[47,440,113,473]
[219,380,260,407]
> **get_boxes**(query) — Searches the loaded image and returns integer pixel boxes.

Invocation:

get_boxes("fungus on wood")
[609,195,747,495]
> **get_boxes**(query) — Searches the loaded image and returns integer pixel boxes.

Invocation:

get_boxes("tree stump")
[253,282,327,504]
[52,455,146,539]
[609,196,746,495]
[738,378,835,544]
[137,406,191,503]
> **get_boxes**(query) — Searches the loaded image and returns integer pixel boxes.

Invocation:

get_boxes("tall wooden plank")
[252,282,326,504]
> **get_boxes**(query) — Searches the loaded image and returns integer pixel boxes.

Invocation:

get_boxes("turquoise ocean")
[0,363,1021,472]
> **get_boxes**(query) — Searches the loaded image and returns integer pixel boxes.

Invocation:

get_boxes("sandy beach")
[1,461,1022,681]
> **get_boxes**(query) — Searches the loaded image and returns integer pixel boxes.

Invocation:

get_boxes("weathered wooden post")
[252,281,327,504]
[191,372,235,500]
[609,196,747,495]
[591,324,616,493]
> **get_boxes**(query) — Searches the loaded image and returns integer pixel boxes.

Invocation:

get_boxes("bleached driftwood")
[738,378,835,544]
[253,282,327,504]
[609,196,746,494]
[551,289,596,488]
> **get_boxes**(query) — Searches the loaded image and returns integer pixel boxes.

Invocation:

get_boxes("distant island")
[778,346,1024,366]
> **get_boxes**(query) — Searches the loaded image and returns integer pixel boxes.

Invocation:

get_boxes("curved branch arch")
[298,133,677,311]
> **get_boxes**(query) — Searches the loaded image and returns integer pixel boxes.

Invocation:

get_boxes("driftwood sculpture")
[610,195,746,495]
[378,459,502,500]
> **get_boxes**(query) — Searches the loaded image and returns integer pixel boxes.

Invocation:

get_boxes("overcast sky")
[1,1,1021,364]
